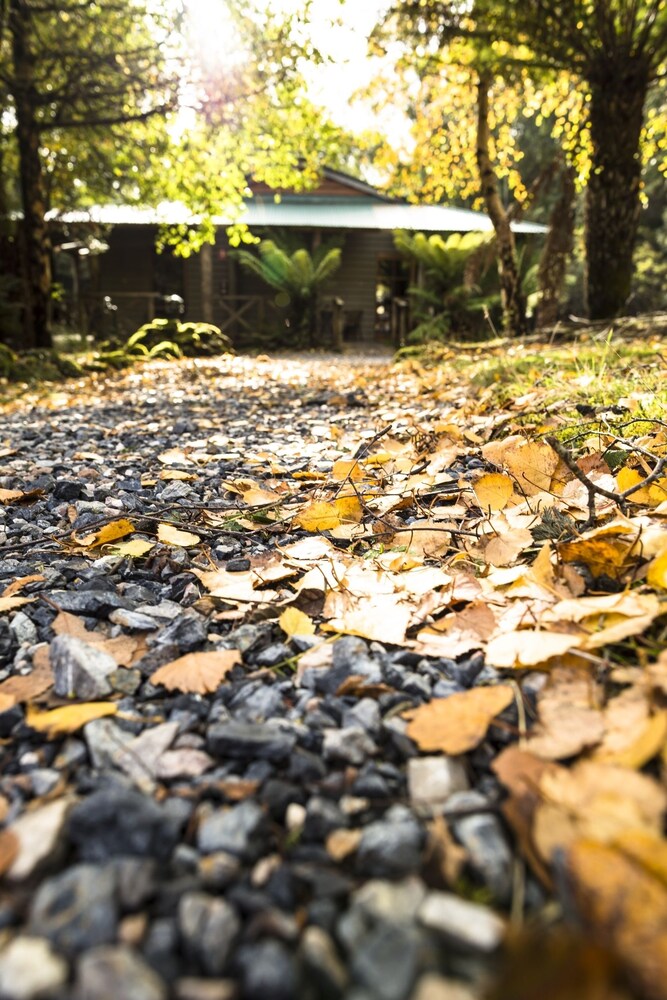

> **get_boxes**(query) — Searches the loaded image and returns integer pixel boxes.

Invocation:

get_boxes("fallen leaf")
[0,488,24,503]
[293,497,362,531]
[150,649,241,694]
[158,447,191,465]
[482,438,559,496]
[484,528,533,567]
[0,646,53,702]
[1,574,44,598]
[492,747,557,887]
[278,607,315,637]
[543,592,661,649]
[403,685,514,755]
[567,839,667,1000]
[524,668,605,760]
[26,701,118,735]
[74,518,135,548]
[0,595,36,613]
[557,529,639,579]
[108,538,155,558]
[392,518,452,558]
[647,544,667,590]
[322,594,412,645]
[157,522,201,546]
[0,829,19,877]
[486,630,580,668]
[158,469,197,481]
[473,472,515,511]
[52,612,140,667]
[332,458,365,481]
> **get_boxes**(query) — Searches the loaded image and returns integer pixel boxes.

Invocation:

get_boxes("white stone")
[407,756,470,812]
[7,798,72,882]
[411,973,480,1000]
[418,892,505,952]
[285,803,306,832]
[0,936,68,999]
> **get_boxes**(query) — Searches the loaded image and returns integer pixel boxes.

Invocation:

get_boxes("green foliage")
[393,231,501,341]
[128,320,233,358]
[235,239,342,344]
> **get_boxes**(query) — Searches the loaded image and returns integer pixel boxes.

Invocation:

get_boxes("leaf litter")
[1,337,667,997]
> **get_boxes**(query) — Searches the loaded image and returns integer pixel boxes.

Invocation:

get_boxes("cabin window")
[376,256,410,336]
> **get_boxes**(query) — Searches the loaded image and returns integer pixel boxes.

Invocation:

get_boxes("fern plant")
[394,231,501,341]
[235,239,342,345]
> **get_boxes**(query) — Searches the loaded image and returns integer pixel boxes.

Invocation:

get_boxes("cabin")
[50,168,545,346]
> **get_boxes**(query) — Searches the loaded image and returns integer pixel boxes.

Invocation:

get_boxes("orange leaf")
[26,701,118,735]
[74,518,135,549]
[150,649,241,695]
[1,574,44,598]
[403,684,515,755]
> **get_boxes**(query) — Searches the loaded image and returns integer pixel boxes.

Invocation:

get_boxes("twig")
[352,422,394,461]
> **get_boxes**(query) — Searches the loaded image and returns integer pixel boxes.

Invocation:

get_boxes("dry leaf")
[157,522,201,546]
[567,839,667,1000]
[403,685,514,755]
[1,574,45,598]
[557,531,639,579]
[74,518,135,548]
[486,630,580,668]
[0,829,19,877]
[0,595,36,613]
[278,607,315,637]
[108,538,155,558]
[492,747,557,888]
[293,497,362,532]
[332,459,365,481]
[158,447,191,465]
[543,592,661,649]
[0,647,53,703]
[525,669,605,760]
[647,545,667,590]
[322,594,412,645]
[52,612,140,667]
[0,488,24,503]
[482,438,559,496]
[26,701,118,735]
[150,649,241,694]
[159,469,197,481]
[473,472,515,511]
[484,528,533,567]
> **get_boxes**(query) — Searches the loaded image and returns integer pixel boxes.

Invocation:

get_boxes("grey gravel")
[51,634,117,699]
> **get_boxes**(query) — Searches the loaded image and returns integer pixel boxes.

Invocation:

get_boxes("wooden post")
[331,297,344,352]
[200,242,214,324]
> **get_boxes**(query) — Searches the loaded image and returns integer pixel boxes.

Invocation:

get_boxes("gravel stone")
[197,800,269,860]
[0,935,69,1000]
[418,892,505,952]
[75,945,167,1000]
[206,721,296,761]
[178,892,240,976]
[446,791,513,903]
[356,814,424,878]
[351,923,421,1000]
[322,727,377,765]
[237,939,297,1000]
[29,863,118,955]
[68,787,185,861]
[50,634,118,699]
[407,756,470,814]
[6,797,72,882]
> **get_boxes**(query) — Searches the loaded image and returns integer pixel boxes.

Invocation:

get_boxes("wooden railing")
[217,295,266,334]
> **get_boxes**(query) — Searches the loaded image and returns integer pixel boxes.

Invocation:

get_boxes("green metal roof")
[50,196,546,234]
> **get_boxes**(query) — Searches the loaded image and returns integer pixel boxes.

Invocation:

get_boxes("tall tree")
[382,0,667,319]
[0,0,180,348]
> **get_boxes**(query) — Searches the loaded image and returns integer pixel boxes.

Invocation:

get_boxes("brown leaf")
[1,574,44,598]
[481,438,559,496]
[525,668,605,760]
[568,839,667,1000]
[0,829,19,877]
[0,645,53,703]
[404,685,514,755]
[52,612,139,667]
[150,649,241,695]
[0,595,36,613]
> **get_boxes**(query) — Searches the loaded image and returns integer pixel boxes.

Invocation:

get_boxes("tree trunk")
[10,0,52,349]
[476,72,527,336]
[585,62,649,320]
[536,160,576,327]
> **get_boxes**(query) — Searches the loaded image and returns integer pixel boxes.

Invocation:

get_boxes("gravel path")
[0,352,520,1000]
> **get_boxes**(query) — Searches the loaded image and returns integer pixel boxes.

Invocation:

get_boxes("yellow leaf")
[157,523,201,546]
[108,538,155,558]
[593,710,667,769]
[481,437,559,495]
[473,472,515,511]
[617,466,653,504]
[279,607,315,637]
[403,684,515,755]
[241,486,283,507]
[293,501,341,531]
[74,518,135,548]
[333,495,363,522]
[332,459,364,482]
[648,545,667,590]
[150,649,241,695]
[0,488,24,503]
[26,701,117,735]
[158,469,197,481]
[158,448,191,466]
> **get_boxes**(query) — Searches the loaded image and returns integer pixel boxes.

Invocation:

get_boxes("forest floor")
[0,319,666,1000]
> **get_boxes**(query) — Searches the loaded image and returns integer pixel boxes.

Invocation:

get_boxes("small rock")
[68,787,185,861]
[108,608,160,630]
[113,722,179,789]
[197,801,268,860]
[352,877,427,926]
[446,791,513,903]
[29,863,118,955]
[207,721,295,761]
[300,925,348,997]
[9,611,38,646]
[108,668,142,695]
[285,803,306,832]
[0,935,69,1000]
[54,479,83,500]
[50,634,117,699]
[237,940,296,1000]
[155,748,214,780]
[322,727,377,766]
[174,979,237,1000]
[198,853,242,891]
[351,923,420,1000]
[49,590,131,618]
[319,636,382,693]
[253,643,292,667]
[178,892,240,976]
[411,974,479,1000]
[113,858,158,910]
[303,797,347,842]
[357,815,424,878]
[7,798,72,882]
[29,768,60,797]
[407,757,470,814]
[75,945,167,1000]
[418,892,505,952]
[84,717,134,769]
